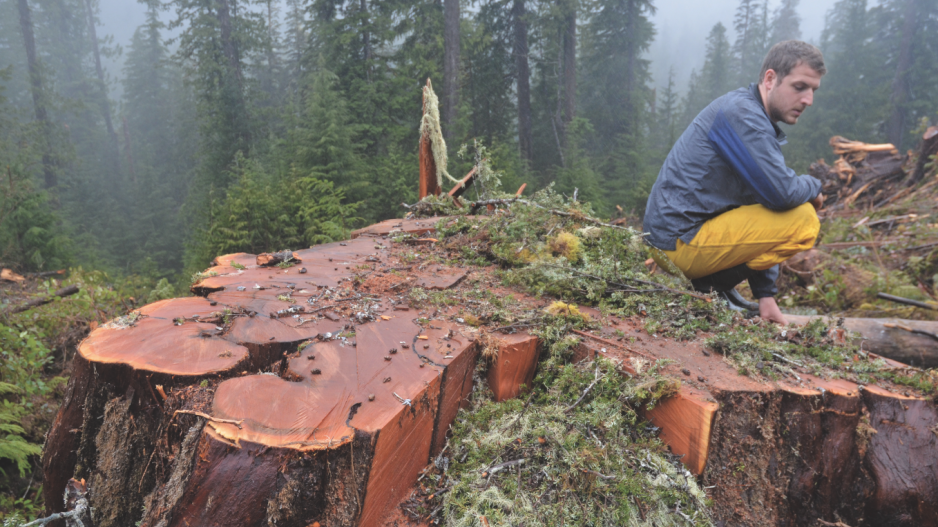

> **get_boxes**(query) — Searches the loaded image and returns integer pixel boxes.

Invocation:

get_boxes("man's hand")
[759,297,788,325]
[809,192,824,211]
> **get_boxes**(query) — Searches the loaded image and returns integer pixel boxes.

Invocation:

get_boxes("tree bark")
[512,0,532,164]
[561,6,576,146]
[361,0,371,82]
[122,116,137,184]
[443,0,460,141]
[885,0,919,149]
[17,0,57,189]
[83,0,121,179]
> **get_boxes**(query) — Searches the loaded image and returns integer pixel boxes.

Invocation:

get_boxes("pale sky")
[648,0,840,92]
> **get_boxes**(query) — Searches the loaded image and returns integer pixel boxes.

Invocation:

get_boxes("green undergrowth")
[421,182,938,396]
[0,268,162,522]
[433,316,709,526]
[780,211,938,317]
[434,186,734,341]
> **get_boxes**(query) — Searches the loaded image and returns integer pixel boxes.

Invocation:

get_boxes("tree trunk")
[561,7,576,146]
[83,0,121,179]
[122,116,137,184]
[17,0,56,189]
[885,0,918,149]
[443,0,460,142]
[361,0,371,83]
[216,0,250,145]
[512,0,532,165]
[39,217,938,527]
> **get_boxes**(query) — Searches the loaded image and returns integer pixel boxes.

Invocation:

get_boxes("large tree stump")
[41,219,938,527]
[573,320,938,527]
[42,237,481,527]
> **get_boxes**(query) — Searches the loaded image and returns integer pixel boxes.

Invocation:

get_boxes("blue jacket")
[643,83,821,252]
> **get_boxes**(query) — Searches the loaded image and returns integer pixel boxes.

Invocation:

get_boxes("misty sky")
[97,0,841,99]
[648,0,838,92]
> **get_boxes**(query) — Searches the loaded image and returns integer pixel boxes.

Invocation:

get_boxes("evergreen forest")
[0,0,937,282]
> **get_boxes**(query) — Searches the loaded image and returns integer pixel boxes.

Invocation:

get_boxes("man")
[643,40,826,325]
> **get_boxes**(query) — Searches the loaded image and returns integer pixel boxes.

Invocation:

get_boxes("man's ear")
[762,69,777,89]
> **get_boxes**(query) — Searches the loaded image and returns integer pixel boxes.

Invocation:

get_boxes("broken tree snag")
[909,125,938,185]
[486,332,541,401]
[786,314,938,368]
[419,79,442,199]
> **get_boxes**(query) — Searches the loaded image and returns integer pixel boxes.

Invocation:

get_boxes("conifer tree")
[682,23,734,122]
[122,5,196,271]
[733,0,769,85]
[769,0,802,45]
[579,0,656,210]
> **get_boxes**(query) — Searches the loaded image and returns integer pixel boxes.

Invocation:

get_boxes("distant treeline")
[0,0,936,281]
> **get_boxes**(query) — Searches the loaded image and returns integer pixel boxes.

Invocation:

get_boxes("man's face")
[763,62,822,125]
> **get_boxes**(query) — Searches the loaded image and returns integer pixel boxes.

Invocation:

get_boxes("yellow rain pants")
[652,202,819,280]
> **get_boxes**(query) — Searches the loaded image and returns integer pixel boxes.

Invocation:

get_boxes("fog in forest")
[1,0,936,285]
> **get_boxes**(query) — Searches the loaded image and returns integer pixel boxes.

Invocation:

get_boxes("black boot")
[690,263,754,293]
[719,289,760,312]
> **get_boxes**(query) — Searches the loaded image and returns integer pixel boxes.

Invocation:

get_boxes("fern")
[0,386,42,477]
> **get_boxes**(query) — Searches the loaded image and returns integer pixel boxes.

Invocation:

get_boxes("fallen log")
[786,314,938,368]
[2,284,80,315]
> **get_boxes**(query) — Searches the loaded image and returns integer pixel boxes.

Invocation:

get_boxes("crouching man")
[644,40,826,324]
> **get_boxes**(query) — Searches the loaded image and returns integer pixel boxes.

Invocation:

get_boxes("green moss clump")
[439,355,710,526]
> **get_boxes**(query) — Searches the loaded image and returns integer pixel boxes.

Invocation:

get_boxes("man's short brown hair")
[760,40,826,83]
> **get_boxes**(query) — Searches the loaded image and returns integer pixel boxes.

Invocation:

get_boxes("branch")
[877,292,938,311]
[2,284,80,316]
[816,520,853,527]
[883,322,938,342]
[22,497,88,527]
[484,458,526,475]
[580,468,617,480]
[565,364,602,413]
[173,409,244,429]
